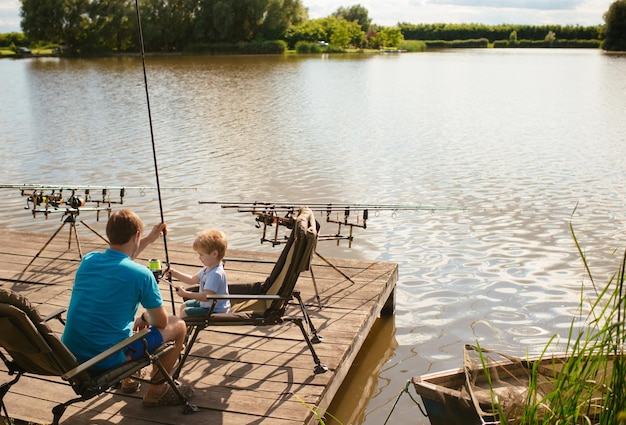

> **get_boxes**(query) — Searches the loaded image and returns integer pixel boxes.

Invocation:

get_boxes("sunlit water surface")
[1,49,626,424]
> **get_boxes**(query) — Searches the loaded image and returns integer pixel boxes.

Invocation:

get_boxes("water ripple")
[2,51,626,425]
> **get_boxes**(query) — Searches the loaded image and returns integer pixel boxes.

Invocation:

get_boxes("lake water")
[1,49,626,424]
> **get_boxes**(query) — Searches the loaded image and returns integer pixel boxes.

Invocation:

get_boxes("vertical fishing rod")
[134,0,176,315]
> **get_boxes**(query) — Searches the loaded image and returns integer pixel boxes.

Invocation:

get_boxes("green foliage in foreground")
[479,222,626,424]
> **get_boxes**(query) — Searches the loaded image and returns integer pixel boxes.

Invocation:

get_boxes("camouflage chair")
[173,206,328,378]
[0,288,196,425]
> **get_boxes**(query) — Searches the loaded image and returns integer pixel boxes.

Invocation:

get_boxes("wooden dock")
[0,228,397,425]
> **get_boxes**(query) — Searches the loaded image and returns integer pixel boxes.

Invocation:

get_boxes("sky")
[0,0,615,34]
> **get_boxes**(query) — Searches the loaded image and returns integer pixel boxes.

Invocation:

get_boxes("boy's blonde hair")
[193,230,227,260]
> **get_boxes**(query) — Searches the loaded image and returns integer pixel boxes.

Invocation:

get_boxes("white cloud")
[0,0,21,33]
[309,0,611,25]
[429,0,582,11]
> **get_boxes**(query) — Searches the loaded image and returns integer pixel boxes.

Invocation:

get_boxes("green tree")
[64,0,93,52]
[162,0,195,49]
[191,0,217,42]
[20,0,66,43]
[136,0,194,50]
[332,4,371,32]
[285,16,365,49]
[603,0,626,51]
[284,18,328,47]
[329,17,350,47]
[213,0,234,41]
[229,0,264,42]
[377,26,403,48]
[21,0,105,52]
[261,0,307,40]
[89,0,135,51]
[328,16,364,47]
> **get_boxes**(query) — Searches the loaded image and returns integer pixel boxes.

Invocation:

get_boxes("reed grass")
[479,221,626,424]
[397,40,427,52]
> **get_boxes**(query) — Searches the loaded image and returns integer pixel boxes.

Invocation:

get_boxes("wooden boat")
[412,345,617,425]
[412,367,483,425]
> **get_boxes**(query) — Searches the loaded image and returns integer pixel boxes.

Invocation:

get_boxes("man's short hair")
[193,230,228,260]
[106,209,144,245]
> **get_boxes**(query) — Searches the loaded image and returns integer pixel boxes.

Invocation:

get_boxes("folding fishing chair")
[0,288,196,425]
[172,206,328,378]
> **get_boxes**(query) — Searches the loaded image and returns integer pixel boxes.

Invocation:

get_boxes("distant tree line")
[5,1,626,54]
[399,23,602,43]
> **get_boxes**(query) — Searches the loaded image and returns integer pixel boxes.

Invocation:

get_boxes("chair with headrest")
[0,288,196,425]
[172,206,328,378]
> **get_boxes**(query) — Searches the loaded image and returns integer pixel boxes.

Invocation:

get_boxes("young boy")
[168,229,230,318]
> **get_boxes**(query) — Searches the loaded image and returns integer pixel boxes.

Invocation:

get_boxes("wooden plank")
[0,229,398,425]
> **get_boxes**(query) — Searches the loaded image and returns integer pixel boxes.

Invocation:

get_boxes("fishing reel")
[17,186,125,220]
[24,190,63,210]
[200,200,465,248]
[254,209,296,229]
[68,195,86,209]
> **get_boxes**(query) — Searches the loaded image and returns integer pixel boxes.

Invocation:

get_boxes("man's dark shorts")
[125,327,164,361]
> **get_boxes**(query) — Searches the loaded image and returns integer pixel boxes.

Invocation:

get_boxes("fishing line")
[134,0,176,315]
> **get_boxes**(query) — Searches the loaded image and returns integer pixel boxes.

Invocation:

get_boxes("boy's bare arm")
[170,284,215,301]
[168,267,200,285]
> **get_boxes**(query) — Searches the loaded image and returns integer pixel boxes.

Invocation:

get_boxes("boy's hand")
[167,280,183,295]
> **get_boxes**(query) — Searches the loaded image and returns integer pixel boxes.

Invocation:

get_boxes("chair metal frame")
[172,207,328,379]
[0,288,197,425]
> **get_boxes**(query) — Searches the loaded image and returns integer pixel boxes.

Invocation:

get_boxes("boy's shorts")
[125,327,164,361]
[183,299,210,317]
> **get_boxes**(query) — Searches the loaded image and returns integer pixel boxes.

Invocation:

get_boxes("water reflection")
[326,318,398,424]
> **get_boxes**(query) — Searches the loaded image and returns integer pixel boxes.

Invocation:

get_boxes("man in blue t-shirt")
[62,209,192,407]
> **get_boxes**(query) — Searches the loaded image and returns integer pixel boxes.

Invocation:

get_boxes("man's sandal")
[143,383,194,407]
[121,368,146,393]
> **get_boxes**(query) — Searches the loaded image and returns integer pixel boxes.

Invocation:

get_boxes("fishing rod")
[206,201,462,211]
[5,186,123,219]
[200,201,466,247]
[0,183,197,191]
[0,184,197,221]
[134,0,176,315]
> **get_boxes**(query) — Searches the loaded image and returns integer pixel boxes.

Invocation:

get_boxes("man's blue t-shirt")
[61,248,163,370]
